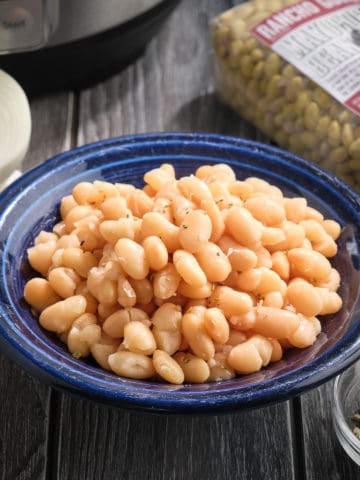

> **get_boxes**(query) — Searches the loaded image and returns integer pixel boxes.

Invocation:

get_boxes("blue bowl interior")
[0,133,360,413]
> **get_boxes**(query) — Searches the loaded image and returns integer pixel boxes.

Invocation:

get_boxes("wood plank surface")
[53,2,296,479]
[0,93,73,480]
[300,382,360,479]
[53,397,295,480]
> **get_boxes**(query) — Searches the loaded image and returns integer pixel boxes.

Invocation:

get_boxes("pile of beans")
[24,163,343,385]
[211,0,360,189]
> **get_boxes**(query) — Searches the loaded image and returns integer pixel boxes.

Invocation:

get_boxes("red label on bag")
[252,0,360,116]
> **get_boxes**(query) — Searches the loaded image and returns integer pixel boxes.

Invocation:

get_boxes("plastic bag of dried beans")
[211,0,360,188]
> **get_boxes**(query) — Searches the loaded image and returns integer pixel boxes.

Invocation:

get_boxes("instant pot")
[0,0,179,95]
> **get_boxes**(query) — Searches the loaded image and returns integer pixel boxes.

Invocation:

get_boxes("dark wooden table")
[1,1,360,479]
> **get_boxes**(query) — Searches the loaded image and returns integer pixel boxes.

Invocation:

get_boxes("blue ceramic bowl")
[1,133,360,414]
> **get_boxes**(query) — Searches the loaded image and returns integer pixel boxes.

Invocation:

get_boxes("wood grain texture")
[24,93,74,171]
[0,354,50,480]
[0,92,73,480]
[77,0,259,144]
[54,396,295,480]
[300,382,360,479]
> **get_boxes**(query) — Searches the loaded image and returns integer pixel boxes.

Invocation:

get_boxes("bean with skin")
[244,196,285,226]
[79,324,101,345]
[27,240,57,276]
[267,222,305,252]
[151,303,182,331]
[117,275,137,308]
[129,278,153,305]
[123,321,156,355]
[318,268,340,292]
[98,303,118,320]
[171,194,195,226]
[102,308,149,338]
[253,267,283,297]
[217,235,258,272]
[177,175,212,204]
[173,250,207,287]
[127,190,154,218]
[204,307,230,344]
[178,210,212,253]
[75,282,98,314]
[248,335,273,366]
[174,352,210,383]
[229,180,254,201]
[316,288,343,315]
[153,349,185,384]
[263,291,284,308]
[64,205,96,233]
[300,219,327,244]
[269,338,283,362]
[151,303,182,355]
[195,242,231,282]
[24,278,61,312]
[313,235,338,258]
[322,219,341,240]
[284,197,307,223]
[100,196,128,220]
[235,268,262,292]
[94,180,121,199]
[254,245,273,269]
[60,195,78,219]
[200,199,225,242]
[39,295,87,333]
[152,200,173,220]
[182,308,215,361]
[152,263,181,299]
[271,251,290,281]
[178,281,213,299]
[262,227,286,246]
[227,340,263,374]
[154,181,180,203]
[62,248,98,278]
[142,236,168,271]
[287,278,323,317]
[141,212,180,253]
[253,306,300,338]
[99,218,141,244]
[229,311,256,332]
[209,181,240,210]
[288,248,332,283]
[67,313,100,357]
[152,327,182,356]
[209,286,253,318]
[115,238,149,280]
[144,166,175,191]
[108,351,155,379]
[288,316,317,348]
[35,231,58,244]
[48,267,81,298]
[72,182,104,206]
[207,351,236,381]
[225,206,262,247]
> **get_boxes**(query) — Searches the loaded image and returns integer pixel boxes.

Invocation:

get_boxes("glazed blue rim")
[0,132,360,414]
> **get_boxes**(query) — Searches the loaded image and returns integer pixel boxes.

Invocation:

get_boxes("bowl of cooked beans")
[0,132,360,413]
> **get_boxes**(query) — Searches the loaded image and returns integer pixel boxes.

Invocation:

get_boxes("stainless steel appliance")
[0,0,179,94]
